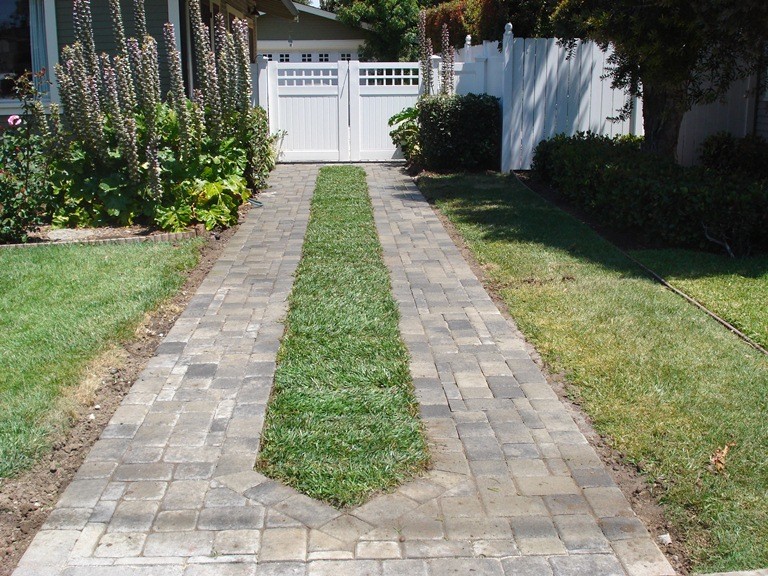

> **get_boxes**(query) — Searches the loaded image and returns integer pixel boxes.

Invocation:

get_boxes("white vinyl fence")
[251,29,642,167]
[253,60,420,162]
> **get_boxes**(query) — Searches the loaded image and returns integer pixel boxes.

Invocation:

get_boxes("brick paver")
[12,164,675,575]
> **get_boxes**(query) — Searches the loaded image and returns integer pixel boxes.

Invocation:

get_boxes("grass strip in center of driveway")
[256,165,428,508]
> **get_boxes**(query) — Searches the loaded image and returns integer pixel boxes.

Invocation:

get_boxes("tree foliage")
[422,0,555,49]
[329,0,422,61]
[552,0,768,158]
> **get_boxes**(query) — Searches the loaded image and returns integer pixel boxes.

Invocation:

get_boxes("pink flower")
[7,115,21,127]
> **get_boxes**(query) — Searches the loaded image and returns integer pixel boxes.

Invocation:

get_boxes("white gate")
[255,60,420,162]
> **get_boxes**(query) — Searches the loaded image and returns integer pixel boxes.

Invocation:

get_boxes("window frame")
[0,0,59,113]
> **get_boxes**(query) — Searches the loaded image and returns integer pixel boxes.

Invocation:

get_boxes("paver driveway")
[12,164,675,576]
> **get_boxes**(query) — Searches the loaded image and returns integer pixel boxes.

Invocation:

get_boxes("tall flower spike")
[440,23,454,96]
[102,54,141,182]
[73,0,97,74]
[114,54,137,114]
[188,0,209,89]
[418,10,433,96]
[164,23,193,159]
[108,0,127,57]
[133,0,148,40]
[127,38,144,111]
[214,14,233,117]
[188,0,222,142]
[140,37,162,201]
[232,19,252,112]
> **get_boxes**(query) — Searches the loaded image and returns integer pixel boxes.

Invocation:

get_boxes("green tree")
[333,0,423,61]
[553,0,768,160]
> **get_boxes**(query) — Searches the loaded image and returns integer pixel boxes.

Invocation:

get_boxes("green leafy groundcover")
[0,240,201,477]
[418,172,768,572]
[257,166,428,507]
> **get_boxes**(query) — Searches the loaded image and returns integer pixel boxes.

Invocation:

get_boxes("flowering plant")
[0,73,57,242]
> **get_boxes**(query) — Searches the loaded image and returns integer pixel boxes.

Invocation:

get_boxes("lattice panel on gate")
[278,67,338,87]
[359,66,420,87]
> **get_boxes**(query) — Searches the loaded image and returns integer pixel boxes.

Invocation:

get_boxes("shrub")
[0,74,57,242]
[699,131,768,179]
[533,132,768,256]
[417,93,501,171]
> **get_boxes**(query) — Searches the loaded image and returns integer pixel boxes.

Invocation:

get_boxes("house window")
[260,53,273,61]
[279,53,290,63]
[301,53,312,62]
[340,53,352,61]
[318,53,329,62]
[0,0,50,100]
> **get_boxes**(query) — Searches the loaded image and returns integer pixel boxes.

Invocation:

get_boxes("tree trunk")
[641,82,689,162]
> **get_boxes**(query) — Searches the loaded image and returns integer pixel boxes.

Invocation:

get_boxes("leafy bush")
[533,132,768,256]
[417,93,501,171]
[700,131,768,179]
[0,74,57,243]
[388,106,421,166]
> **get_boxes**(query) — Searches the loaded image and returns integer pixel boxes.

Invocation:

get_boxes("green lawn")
[257,166,428,508]
[0,240,202,477]
[631,249,768,350]
[417,172,768,572]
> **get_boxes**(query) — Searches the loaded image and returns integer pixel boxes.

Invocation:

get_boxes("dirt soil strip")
[415,172,690,575]
[0,220,241,576]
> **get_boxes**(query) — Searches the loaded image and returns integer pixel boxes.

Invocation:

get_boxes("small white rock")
[88,413,96,421]
[658,533,672,545]
[93,404,101,410]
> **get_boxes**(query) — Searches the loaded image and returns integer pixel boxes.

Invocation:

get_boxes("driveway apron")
[12,163,675,576]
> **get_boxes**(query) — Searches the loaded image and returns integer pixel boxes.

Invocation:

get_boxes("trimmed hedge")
[533,132,768,256]
[700,132,768,180]
[418,93,501,171]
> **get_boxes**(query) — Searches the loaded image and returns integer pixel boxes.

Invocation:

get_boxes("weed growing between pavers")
[257,166,429,508]
[418,173,768,573]
[0,241,202,477]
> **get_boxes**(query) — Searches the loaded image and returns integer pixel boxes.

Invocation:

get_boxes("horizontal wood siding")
[258,11,366,41]
[56,0,171,91]
[755,100,768,139]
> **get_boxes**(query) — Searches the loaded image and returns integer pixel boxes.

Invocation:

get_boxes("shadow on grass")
[416,172,768,281]
[415,172,648,279]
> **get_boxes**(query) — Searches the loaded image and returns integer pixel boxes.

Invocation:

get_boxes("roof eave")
[252,0,298,20]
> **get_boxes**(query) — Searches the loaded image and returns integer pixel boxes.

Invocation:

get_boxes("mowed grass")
[257,166,428,508]
[418,173,768,572]
[631,249,768,350]
[0,240,201,478]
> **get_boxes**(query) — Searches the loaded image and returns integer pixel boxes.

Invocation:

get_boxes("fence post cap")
[465,34,472,45]
[504,23,513,34]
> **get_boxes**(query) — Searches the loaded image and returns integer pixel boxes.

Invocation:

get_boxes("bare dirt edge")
[413,172,690,575]
[0,216,242,576]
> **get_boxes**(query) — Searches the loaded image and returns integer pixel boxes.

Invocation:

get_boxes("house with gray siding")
[256,2,369,63]
[0,0,297,117]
